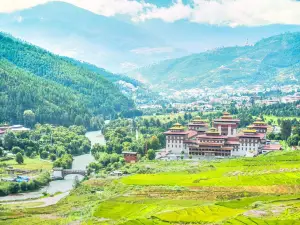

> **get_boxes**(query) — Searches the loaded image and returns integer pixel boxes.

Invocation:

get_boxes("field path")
[0,192,69,208]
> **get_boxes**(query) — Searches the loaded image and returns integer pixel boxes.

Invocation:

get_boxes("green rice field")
[2,150,300,224]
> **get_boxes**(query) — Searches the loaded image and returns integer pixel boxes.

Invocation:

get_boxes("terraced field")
[2,150,300,224]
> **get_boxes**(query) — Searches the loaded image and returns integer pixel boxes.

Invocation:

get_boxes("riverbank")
[0,130,104,204]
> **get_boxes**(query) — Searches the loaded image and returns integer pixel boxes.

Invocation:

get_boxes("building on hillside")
[247,118,268,133]
[122,152,138,163]
[213,112,240,137]
[9,125,30,133]
[187,116,209,134]
[164,123,197,155]
[185,128,239,157]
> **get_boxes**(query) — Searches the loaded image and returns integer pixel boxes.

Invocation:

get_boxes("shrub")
[16,152,24,164]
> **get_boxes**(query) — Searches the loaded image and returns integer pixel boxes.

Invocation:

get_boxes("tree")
[281,120,292,140]
[9,183,20,194]
[23,110,35,128]
[20,181,27,192]
[4,131,17,150]
[149,136,160,150]
[12,146,22,155]
[40,151,49,159]
[16,152,24,164]
[287,135,300,146]
[147,149,156,160]
[49,153,57,161]
[74,115,84,126]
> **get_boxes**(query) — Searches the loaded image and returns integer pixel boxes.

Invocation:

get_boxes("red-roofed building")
[262,144,282,154]
[164,123,195,155]
[213,112,240,137]
[163,114,280,159]
[188,116,209,134]
[184,128,239,157]
[247,117,268,133]
[234,129,266,156]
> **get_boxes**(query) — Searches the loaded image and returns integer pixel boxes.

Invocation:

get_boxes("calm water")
[0,130,105,202]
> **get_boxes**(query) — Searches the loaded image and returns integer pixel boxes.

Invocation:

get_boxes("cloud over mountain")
[1,0,300,26]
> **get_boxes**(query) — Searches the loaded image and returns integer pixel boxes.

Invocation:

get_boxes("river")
[0,130,105,202]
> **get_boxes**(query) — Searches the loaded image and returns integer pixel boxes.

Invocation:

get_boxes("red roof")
[197,134,228,139]
[214,119,240,122]
[238,133,265,139]
[263,144,282,151]
[187,130,198,138]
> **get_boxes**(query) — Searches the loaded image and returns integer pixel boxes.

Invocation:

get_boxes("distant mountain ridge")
[128,32,300,90]
[0,1,185,72]
[0,32,135,126]
[1,1,300,73]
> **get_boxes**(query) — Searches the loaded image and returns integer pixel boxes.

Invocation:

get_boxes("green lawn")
[2,157,52,171]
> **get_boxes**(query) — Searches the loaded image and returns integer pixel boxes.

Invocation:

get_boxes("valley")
[0,1,300,224]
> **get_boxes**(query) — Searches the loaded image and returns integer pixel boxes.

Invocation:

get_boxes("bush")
[147,149,156,160]
[40,151,49,159]
[8,183,20,194]
[16,152,24,164]
[12,146,22,154]
[49,153,57,161]
[20,181,27,191]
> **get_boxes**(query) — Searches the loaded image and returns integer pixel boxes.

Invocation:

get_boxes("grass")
[155,205,244,223]
[4,149,300,224]
[142,111,216,124]
[93,196,207,220]
[2,157,52,171]
[264,115,300,125]
[122,151,300,187]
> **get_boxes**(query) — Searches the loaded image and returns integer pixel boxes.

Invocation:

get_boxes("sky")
[1,0,300,27]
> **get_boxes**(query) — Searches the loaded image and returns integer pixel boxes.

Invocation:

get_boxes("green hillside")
[129,32,300,90]
[0,33,134,127]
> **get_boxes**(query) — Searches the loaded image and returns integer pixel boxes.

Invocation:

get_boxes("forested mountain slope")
[128,32,300,90]
[0,33,134,127]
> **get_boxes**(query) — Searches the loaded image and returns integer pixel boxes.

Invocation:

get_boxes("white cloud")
[189,0,300,27]
[0,0,300,27]
[134,0,192,22]
[0,0,50,13]
[131,47,174,55]
[0,0,152,16]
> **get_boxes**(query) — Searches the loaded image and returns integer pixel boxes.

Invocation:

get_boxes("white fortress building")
[164,113,281,158]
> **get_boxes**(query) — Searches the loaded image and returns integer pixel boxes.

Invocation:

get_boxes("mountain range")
[0,32,135,127]
[128,32,300,90]
[0,1,300,73]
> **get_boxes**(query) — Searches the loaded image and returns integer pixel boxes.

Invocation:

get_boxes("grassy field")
[264,115,300,125]
[2,157,52,171]
[142,111,217,123]
[3,150,300,224]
